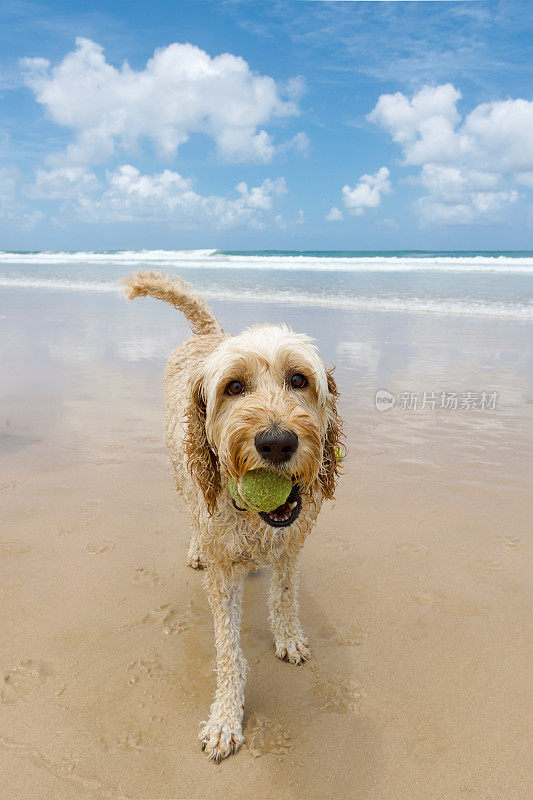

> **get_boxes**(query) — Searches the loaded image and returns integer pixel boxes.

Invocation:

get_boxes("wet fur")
[123,270,343,762]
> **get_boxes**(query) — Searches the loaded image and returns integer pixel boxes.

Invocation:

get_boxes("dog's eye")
[226,380,245,396]
[290,373,307,389]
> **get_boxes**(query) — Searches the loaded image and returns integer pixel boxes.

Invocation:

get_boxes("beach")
[1,255,532,800]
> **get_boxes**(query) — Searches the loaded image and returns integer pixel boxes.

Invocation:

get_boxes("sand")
[1,288,531,800]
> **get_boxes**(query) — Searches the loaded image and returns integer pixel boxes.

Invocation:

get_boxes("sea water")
[0,249,531,319]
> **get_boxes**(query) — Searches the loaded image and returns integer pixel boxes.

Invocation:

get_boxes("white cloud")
[462,99,533,173]
[235,177,287,209]
[419,191,519,225]
[368,84,464,166]
[21,37,306,166]
[416,164,520,225]
[278,131,310,156]
[0,167,18,204]
[292,131,310,154]
[326,206,343,222]
[340,166,391,216]
[26,167,100,199]
[29,164,289,229]
[419,165,499,199]
[0,167,43,228]
[516,172,533,189]
[369,84,533,224]
[274,208,305,228]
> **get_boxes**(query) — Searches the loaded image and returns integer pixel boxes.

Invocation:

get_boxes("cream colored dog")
[124,271,343,763]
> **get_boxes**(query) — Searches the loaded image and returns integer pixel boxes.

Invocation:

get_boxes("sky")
[0,0,532,251]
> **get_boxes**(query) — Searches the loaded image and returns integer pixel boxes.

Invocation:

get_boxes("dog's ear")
[184,376,221,515]
[319,367,344,500]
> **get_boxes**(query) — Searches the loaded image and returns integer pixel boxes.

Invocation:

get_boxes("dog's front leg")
[200,567,246,762]
[269,552,311,665]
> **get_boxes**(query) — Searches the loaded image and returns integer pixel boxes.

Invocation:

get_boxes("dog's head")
[185,324,343,524]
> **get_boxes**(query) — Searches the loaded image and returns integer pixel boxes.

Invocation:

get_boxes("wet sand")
[1,288,532,800]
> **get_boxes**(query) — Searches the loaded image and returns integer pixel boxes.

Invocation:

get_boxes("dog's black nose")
[255,428,299,464]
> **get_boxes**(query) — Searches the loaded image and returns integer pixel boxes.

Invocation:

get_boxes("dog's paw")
[186,548,206,570]
[275,635,311,665]
[199,718,243,763]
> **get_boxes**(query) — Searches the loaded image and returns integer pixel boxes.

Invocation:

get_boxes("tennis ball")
[228,469,292,513]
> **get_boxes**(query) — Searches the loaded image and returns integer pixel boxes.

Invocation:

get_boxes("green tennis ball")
[228,469,292,513]
[229,477,252,510]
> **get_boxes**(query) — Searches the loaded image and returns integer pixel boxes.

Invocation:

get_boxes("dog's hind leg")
[269,551,311,665]
[199,567,247,762]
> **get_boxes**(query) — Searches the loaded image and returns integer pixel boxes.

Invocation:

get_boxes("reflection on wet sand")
[0,288,531,799]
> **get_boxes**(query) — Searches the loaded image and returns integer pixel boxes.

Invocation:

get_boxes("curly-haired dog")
[124,271,343,763]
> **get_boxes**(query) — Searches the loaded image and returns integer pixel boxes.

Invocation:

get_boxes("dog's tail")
[122,270,223,336]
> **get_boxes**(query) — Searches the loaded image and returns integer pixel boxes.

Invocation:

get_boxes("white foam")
[1,276,531,320]
[0,249,217,265]
[0,250,532,273]
[0,277,118,292]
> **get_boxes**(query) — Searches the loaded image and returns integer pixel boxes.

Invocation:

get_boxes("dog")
[123,270,343,762]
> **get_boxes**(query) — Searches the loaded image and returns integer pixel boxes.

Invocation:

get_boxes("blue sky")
[0,0,532,250]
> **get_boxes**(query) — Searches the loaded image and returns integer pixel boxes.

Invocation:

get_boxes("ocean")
[0,249,532,320]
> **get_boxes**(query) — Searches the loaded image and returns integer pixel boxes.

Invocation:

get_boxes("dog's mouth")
[230,478,302,529]
[258,482,302,528]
